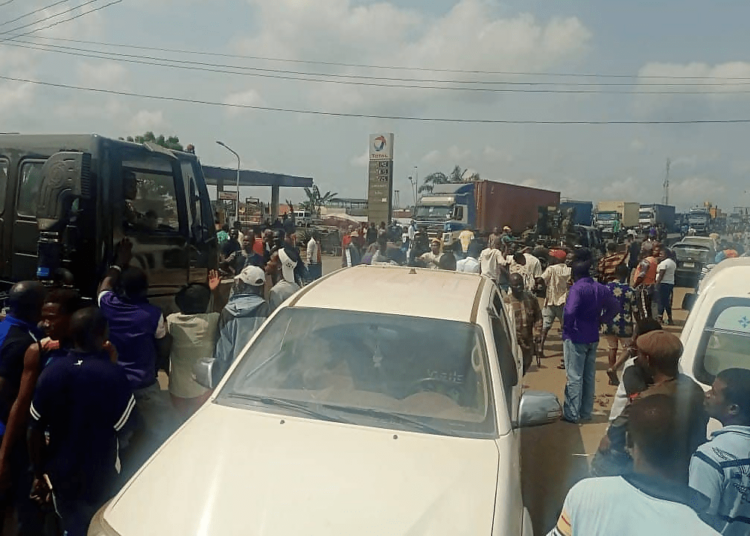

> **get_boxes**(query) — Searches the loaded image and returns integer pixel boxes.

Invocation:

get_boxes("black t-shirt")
[0,317,39,424]
[30,350,135,500]
[221,239,242,258]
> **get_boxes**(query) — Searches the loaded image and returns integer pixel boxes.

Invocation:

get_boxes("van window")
[122,156,180,233]
[0,158,7,214]
[694,297,750,384]
[491,292,518,417]
[18,160,45,218]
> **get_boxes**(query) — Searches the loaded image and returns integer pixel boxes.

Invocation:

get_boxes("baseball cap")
[278,248,298,283]
[550,249,567,260]
[234,265,265,286]
[431,238,441,245]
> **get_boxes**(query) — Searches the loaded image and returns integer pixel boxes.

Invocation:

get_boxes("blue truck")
[559,200,593,226]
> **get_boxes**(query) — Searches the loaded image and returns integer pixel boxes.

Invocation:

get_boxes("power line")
[0,0,70,28]
[3,73,750,124]
[7,40,750,96]
[12,37,750,88]
[0,0,16,7]
[21,34,750,82]
[0,0,100,36]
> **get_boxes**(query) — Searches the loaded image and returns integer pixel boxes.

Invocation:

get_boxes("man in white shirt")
[690,368,750,536]
[656,247,677,325]
[457,242,482,273]
[509,252,537,291]
[306,232,322,281]
[550,395,720,536]
[458,228,475,257]
[479,237,509,288]
[419,238,443,269]
[267,247,301,312]
[539,249,571,358]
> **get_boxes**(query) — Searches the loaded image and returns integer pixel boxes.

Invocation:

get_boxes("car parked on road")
[679,258,750,433]
[672,236,717,287]
[88,265,561,536]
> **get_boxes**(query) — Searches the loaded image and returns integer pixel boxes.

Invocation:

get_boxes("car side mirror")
[193,357,217,389]
[518,390,562,427]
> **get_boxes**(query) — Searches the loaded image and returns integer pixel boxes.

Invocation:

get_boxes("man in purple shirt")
[562,259,619,423]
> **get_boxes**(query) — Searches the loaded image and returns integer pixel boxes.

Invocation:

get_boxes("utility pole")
[663,158,671,205]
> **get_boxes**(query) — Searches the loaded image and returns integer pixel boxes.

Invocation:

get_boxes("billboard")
[368,133,394,224]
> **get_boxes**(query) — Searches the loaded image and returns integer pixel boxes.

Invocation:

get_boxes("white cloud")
[223,89,265,116]
[77,61,129,89]
[669,176,726,207]
[129,110,167,132]
[483,146,514,163]
[601,176,640,200]
[349,150,368,168]
[0,81,34,115]
[421,150,442,165]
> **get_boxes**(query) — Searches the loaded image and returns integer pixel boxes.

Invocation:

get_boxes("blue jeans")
[563,339,598,422]
[658,283,674,320]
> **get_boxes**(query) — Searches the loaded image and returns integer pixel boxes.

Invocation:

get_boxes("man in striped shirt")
[597,241,628,283]
[28,308,136,536]
[690,368,750,535]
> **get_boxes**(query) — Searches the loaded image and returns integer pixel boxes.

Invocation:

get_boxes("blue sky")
[3,0,750,211]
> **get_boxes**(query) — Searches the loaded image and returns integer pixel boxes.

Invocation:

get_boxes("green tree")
[126,131,184,151]
[418,165,481,193]
[302,185,338,216]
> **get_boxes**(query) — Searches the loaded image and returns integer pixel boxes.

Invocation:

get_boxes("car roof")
[699,258,750,294]
[292,265,487,322]
[680,237,714,245]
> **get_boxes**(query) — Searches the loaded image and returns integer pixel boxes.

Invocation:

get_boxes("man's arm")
[562,286,579,334]
[633,260,648,287]
[0,344,42,492]
[655,264,666,285]
[99,238,133,294]
[207,269,223,313]
[689,448,723,514]
[599,286,620,326]
[154,315,172,375]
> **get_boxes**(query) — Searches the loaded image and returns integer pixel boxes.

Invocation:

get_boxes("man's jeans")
[563,339,598,423]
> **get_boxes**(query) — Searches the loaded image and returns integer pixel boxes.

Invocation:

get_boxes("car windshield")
[414,205,451,219]
[693,297,750,385]
[218,307,495,438]
[673,243,710,261]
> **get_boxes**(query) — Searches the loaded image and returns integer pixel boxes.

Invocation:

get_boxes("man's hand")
[116,238,133,267]
[103,341,118,364]
[29,476,52,505]
[208,270,221,292]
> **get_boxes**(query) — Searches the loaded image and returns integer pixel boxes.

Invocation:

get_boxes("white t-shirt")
[549,476,720,536]
[166,312,218,399]
[609,356,636,421]
[658,258,677,285]
[456,256,480,274]
[479,248,507,281]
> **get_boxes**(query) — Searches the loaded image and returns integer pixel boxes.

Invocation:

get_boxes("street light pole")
[216,140,241,224]
[413,166,419,203]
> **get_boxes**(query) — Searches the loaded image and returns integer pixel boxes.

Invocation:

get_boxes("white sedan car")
[89,265,561,536]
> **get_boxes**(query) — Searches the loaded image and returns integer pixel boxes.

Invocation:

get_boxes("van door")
[180,159,217,283]
[12,159,46,281]
[0,159,7,277]
[117,149,189,306]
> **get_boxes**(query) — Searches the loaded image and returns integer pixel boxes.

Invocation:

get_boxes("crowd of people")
[0,216,747,535]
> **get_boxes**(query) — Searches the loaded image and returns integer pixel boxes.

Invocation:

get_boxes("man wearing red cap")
[538,249,571,359]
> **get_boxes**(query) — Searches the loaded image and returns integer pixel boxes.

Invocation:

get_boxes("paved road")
[319,255,694,534]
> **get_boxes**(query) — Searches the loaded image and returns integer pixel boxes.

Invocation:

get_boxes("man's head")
[492,236,503,250]
[222,223,230,233]
[512,252,526,266]
[41,288,81,341]
[263,229,274,243]
[606,242,618,254]
[267,247,298,283]
[615,263,630,283]
[8,281,46,324]
[430,238,441,254]
[627,394,684,479]
[492,226,499,235]
[175,283,212,314]
[705,368,750,426]
[233,221,242,231]
[233,265,266,296]
[70,307,109,353]
[123,171,138,200]
[229,229,239,242]
[370,222,375,229]
[509,273,525,297]
[120,266,149,302]
[438,252,457,271]
[467,241,483,260]
[503,226,512,234]
[549,249,567,265]
[636,330,682,378]
[571,260,591,281]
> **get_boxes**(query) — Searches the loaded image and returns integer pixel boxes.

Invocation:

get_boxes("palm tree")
[303,185,339,216]
[418,165,481,193]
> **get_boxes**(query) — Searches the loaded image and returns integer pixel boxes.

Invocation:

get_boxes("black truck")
[0,134,218,310]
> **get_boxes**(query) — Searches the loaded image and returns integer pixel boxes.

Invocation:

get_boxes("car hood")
[105,403,500,536]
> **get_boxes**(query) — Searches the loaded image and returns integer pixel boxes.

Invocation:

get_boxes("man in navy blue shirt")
[29,307,135,536]
[0,281,46,535]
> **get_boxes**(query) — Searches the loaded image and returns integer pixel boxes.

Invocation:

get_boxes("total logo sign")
[369,133,394,160]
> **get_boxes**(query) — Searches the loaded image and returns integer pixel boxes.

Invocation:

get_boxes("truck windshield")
[414,205,451,219]
[597,212,617,221]
[639,211,652,218]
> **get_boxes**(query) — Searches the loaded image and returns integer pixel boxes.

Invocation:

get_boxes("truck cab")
[0,135,217,309]
[639,207,656,230]
[593,210,620,239]
[414,184,474,245]
[688,208,710,236]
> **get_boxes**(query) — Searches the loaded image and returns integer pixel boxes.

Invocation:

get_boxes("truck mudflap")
[36,151,92,231]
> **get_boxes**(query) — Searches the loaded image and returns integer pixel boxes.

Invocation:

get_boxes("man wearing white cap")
[214,265,269,377]
[267,246,301,312]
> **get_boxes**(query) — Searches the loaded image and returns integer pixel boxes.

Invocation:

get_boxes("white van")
[295,210,312,227]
